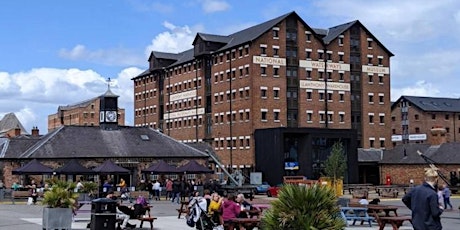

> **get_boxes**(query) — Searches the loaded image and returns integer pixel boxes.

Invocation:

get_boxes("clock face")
[105,111,117,122]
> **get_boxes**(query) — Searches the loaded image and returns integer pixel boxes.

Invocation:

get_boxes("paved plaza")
[0,195,459,229]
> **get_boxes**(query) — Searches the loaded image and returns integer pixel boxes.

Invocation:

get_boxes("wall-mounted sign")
[253,56,286,66]
[391,135,402,142]
[362,65,389,74]
[299,80,350,91]
[409,134,427,141]
[169,89,197,102]
[164,108,205,120]
[285,162,299,170]
[299,60,350,71]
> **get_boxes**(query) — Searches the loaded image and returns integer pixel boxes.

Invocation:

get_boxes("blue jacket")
[402,182,443,230]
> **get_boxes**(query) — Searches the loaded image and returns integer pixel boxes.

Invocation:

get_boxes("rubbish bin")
[90,198,117,230]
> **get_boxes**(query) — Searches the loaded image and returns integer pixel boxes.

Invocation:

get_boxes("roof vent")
[140,135,149,141]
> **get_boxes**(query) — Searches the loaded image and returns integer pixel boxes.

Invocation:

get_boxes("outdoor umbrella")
[12,159,54,175]
[176,160,213,174]
[54,159,95,175]
[92,160,130,174]
[141,160,178,174]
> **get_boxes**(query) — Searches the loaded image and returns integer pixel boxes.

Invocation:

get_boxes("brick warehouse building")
[132,11,393,184]
[47,88,126,132]
[391,95,460,147]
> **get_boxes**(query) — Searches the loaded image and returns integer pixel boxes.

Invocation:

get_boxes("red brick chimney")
[14,127,21,136]
[430,127,447,145]
[31,126,39,136]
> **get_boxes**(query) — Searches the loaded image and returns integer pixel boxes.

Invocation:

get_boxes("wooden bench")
[352,189,369,199]
[372,213,412,230]
[340,207,375,227]
[138,216,157,229]
[11,190,43,204]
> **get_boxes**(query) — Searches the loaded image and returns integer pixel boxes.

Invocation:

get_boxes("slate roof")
[0,113,29,136]
[358,148,383,162]
[138,11,394,76]
[380,143,460,164]
[58,89,119,111]
[391,95,460,113]
[1,126,208,160]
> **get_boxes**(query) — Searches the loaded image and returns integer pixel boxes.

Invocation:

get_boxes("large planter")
[42,207,73,230]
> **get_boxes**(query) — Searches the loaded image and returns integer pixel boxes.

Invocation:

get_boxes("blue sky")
[1,0,460,134]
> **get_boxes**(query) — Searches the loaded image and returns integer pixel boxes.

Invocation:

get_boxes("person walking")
[402,168,443,230]
[443,185,453,210]
[165,179,173,200]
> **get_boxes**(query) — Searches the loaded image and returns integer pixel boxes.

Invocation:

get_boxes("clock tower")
[100,79,119,130]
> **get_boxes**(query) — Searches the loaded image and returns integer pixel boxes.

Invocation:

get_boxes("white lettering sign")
[253,56,286,66]
[164,108,205,120]
[362,65,389,74]
[299,80,350,91]
[169,90,197,102]
[299,60,350,71]
[391,135,402,142]
[409,134,427,141]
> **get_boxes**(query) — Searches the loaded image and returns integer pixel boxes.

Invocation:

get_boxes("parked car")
[267,184,283,197]
[255,182,270,194]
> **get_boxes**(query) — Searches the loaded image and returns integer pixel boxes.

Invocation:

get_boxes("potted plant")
[79,181,99,201]
[261,184,345,229]
[41,180,79,229]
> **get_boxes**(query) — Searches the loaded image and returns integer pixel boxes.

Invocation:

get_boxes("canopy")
[12,159,54,175]
[54,159,95,175]
[141,160,178,174]
[92,160,130,174]
[176,160,213,174]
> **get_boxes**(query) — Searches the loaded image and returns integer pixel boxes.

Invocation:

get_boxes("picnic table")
[340,206,374,227]
[367,204,399,217]
[366,204,412,230]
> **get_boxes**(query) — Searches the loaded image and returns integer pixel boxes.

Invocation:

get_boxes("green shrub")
[42,181,79,208]
[261,184,345,230]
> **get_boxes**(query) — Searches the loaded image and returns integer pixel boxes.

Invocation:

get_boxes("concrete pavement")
[0,195,459,229]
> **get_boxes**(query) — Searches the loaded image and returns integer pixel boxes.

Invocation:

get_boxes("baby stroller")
[186,197,222,230]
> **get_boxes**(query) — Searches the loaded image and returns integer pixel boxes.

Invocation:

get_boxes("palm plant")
[42,180,79,208]
[261,184,345,230]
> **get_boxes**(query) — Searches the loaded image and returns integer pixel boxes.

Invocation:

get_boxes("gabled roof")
[322,20,394,56]
[193,33,230,44]
[1,126,208,159]
[0,113,28,136]
[150,51,180,61]
[391,95,460,113]
[380,143,460,164]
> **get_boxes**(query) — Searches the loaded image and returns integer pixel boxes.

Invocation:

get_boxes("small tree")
[323,141,347,194]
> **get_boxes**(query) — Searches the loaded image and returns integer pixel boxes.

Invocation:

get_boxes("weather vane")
[106,77,111,90]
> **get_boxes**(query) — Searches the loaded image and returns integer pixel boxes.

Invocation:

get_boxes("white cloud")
[0,67,142,134]
[144,21,203,55]
[59,44,145,66]
[200,0,230,13]
[391,81,440,101]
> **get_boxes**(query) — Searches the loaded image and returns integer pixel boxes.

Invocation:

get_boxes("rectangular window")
[370,139,375,148]
[274,67,279,76]
[379,115,384,124]
[261,67,266,75]
[307,112,312,122]
[274,112,279,121]
[432,114,436,119]
[319,92,324,101]
[339,114,344,122]
[260,47,266,55]
[273,29,279,38]
[307,91,312,100]
[274,89,279,99]
[261,111,267,121]
[273,48,279,56]
[369,115,374,124]
[261,89,267,98]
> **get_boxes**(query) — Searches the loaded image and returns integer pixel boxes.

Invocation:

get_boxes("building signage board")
[164,108,205,120]
[299,80,350,91]
[299,60,350,71]
[391,135,403,142]
[169,89,197,101]
[253,56,286,66]
[362,65,390,74]
[409,134,427,141]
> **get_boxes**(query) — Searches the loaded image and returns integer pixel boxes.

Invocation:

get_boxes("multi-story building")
[132,11,393,184]
[48,88,125,132]
[391,95,460,146]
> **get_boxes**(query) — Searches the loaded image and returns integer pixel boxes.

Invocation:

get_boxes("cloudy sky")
[1,0,459,134]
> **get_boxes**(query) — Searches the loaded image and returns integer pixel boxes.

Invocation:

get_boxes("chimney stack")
[14,127,21,136]
[430,127,447,145]
[31,126,39,137]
